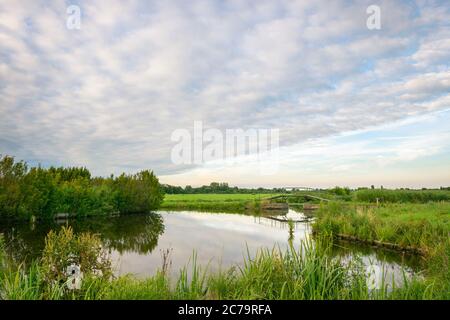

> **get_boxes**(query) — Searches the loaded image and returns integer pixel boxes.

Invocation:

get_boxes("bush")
[41,226,112,287]
[0,155,164,220]
[113,170,164,214]
[0,155,28,218]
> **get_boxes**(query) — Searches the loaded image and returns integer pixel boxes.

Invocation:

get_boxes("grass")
[354,189,450,203]
[160,193,278,213]
[313,201,450,296]
[2,194,449,300]
[0,230,450,300]
[313,202,450,252]
[1,234,448,300]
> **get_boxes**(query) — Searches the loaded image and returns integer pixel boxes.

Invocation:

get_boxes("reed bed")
[1,234,448,300]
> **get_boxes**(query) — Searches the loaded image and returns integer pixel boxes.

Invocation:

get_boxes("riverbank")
[1,231,447,300]
[313,201,450,295]
[1,187,449,300]
[313,202,449,253]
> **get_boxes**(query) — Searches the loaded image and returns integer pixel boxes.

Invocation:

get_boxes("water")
[0,210,423,286]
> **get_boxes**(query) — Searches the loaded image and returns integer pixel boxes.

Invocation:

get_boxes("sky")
[0,0,449,188]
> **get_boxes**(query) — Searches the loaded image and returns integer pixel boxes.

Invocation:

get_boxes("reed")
[1,235,448,300]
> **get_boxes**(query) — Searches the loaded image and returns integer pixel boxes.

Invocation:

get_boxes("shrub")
[113,170,164,214]
[41,226,112,287]
[0,155,164,220]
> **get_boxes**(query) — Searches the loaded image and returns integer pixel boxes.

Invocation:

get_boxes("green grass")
[314,202,450,251]
[2,195,449,300]
[354,189,450,203]
[160,193,278,213]
[1,237,448,300]
[313,201,450,296]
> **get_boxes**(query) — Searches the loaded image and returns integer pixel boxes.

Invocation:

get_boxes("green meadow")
[1,156,449,300]
[160,193,278,212]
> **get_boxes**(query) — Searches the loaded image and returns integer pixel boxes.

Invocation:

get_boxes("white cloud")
[0,0,449,185]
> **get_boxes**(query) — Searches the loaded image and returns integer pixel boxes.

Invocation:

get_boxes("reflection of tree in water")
[91,213,165,254]
[0,220,55,265]
[0,213,165,264]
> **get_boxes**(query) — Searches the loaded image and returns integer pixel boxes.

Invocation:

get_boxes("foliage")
[113,170,164,214]
[162,182,287,194]
[2,235,448,300]
[0,155,164,220]
[160,193,277,213]
[0,156,28,219]
[0,234,5,273]
[330,186,351,196]
[314,202,450,251]
[41,226,112,286]
[354,188,450,203]
[313,201,450,297]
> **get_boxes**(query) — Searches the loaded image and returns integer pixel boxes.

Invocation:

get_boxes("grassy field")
[313,201,450,292]
[354,189,450,203]
[160,193,278,212]
[313,202,450,252]
[2,191,449,300]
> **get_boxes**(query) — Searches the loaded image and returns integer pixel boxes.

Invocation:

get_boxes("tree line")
[162,182,288,194]
[0,155,164,220]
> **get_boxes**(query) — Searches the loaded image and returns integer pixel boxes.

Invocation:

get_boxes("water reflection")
[0,212,164,265]
[330,240,424,289]
[0,210,423,284]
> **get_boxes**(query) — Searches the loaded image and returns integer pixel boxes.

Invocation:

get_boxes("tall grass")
[354,189,450,203]
[314,202,449,252]
[313,202,450,299]
[1,234,448,300]
[208,238,369,300]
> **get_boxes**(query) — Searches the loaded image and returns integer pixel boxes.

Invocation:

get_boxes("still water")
[0,210,423,286]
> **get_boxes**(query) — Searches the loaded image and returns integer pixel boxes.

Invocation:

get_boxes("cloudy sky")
[0,0,449,188]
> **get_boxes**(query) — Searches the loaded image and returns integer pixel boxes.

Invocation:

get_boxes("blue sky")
[0,0,449,188]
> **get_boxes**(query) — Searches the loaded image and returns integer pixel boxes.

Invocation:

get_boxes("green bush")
[113,170,164,214]
[41,226,112,286]
[0,156,28,218]
[0,155,164,220]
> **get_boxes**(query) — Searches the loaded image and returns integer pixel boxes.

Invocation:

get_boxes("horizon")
[1,0,449,188]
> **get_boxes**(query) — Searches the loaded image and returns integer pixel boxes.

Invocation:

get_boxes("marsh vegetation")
[0,155,449,300]
[0,155,163,220]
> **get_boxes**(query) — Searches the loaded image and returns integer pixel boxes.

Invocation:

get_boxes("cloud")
[0,0,449,182]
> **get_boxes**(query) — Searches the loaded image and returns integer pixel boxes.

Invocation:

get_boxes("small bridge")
[263,193,330,211]
[283,186,317,191]
[257,193,328,223]
[265,194,330,203]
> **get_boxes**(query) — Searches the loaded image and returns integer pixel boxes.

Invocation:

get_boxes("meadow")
[1,156,449,300]
[160,193,278,212]
[313,201,449,294]
[314,202,450,251]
